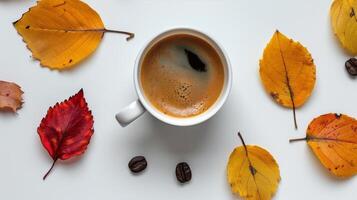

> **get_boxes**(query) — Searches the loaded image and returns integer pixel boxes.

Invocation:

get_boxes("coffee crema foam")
[140,34,224,118]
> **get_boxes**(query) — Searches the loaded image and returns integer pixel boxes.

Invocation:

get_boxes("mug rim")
[133,27,232,126]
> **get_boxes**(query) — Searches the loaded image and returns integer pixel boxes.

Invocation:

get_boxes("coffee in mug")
[140,33,225,118]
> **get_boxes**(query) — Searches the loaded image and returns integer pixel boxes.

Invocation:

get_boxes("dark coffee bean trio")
[128,156,192,183]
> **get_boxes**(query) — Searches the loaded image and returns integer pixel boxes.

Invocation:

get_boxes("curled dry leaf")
[0,80,23,112]
[227,133,281,200]
[38,89,94,180]
[331,0,357,54]
[290,113,357,178]
[14,0,134,70]
[259,31,316,129]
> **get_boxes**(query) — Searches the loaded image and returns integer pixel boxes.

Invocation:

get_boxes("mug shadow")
[112,87,240,161]
[113,98,240,165]
[132,113,218,156]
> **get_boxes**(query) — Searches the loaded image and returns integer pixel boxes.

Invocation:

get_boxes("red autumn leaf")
[38,89,94,180]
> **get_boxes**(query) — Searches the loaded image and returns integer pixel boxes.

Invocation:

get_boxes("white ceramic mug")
[115,28,232,127]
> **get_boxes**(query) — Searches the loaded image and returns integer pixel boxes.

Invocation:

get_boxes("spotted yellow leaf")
[227,133,281,200]
[331,0,357,54]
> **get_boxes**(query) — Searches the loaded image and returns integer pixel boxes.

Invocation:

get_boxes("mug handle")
[115,100,146,127]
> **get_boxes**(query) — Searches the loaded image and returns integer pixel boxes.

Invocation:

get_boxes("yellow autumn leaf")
[14,0,134,70]
[227,133,281,200]
[290,113,357,178]
[331,0,357,54]
[259,31,316,129]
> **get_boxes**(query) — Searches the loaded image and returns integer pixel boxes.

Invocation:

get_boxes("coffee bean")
[128,156,147,173]
[176,162,192,183]
[345,58,357,76]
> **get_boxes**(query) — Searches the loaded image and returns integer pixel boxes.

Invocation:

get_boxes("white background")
[1,0,357,199]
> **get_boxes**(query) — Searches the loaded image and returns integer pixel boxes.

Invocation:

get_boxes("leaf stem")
[237,132,248,157]
[104,29,135,41]
[292,103,298,130]
[289,137,307,143]
[276,31,298,130]
[43,158,58,180]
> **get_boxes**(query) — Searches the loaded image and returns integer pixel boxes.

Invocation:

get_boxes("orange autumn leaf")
[227,133,281,200]
[0,80,24,112]
[259,31,316,129]
[290,113,357,178]
[14,0,134,70]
